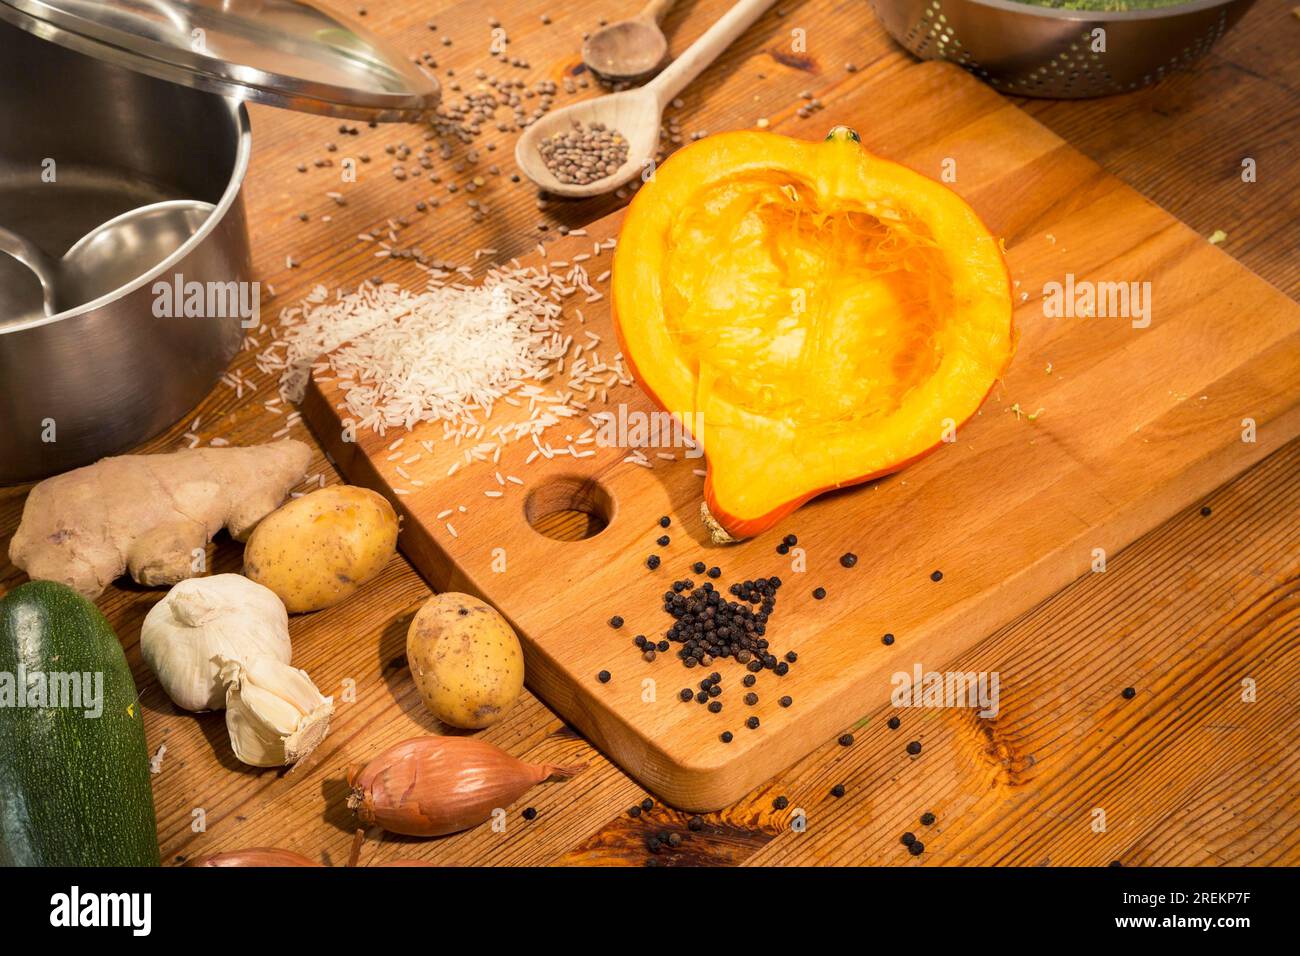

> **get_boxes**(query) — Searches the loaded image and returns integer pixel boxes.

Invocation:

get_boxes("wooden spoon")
[581,0,679,84]
[516,0,778,199]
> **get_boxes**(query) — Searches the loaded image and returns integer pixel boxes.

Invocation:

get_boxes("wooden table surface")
[2,0,1297,867]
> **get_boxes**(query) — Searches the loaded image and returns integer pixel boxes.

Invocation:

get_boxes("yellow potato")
[243,486,398,613]
[406,593,524,729]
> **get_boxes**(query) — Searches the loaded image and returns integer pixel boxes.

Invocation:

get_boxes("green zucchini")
[0,581,159,866]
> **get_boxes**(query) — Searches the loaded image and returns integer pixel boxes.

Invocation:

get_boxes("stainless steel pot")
[0,18,250,483]
[0,0,438,484]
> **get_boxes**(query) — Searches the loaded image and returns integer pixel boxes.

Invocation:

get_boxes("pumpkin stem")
[825,125,861,144]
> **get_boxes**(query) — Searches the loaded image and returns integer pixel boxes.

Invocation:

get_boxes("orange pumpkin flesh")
[612,127,1014,539]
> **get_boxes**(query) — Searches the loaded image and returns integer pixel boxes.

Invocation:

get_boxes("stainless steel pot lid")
[0,0,439,121]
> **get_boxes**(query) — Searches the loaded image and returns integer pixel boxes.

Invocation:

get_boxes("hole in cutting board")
[525,475,613,541]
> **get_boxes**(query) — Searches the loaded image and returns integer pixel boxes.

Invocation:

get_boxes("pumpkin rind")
[612,129,1014,538]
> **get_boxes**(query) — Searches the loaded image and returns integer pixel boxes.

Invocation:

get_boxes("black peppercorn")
[779,695,792,708]
[887,715,901,730]
[906,740,922,755]
[743,674,756,687]
[597,670,611,683]
[692,561,706,574]
[773,796,789,810]
[1200,505,1212,516]
[908,841,925,856]
[657,640,670,652]
[659,515,671,527]
[679,688,693,701]
[920,812,936,826]
[744,692,758,706]
[647,554,661,570]
[830,784,845,798]
[839,733,854,746]
[882,633,895,646]
[720,731,733,743]
[901,832,916,846]
[522,807,537,820]
[688,815,705,831]
[641,798,654,811]
[609,615,624,628]
[812,587,826,600]
[746,716,760,729]
[930,570,943,582]
[657,535,670,547]
[707,566,721,579]
[1122,686,1136,699]
[785,651,797,663]
[783,533,797,546]
[696,691,708,704]
[776,543,789,555]
[708,700,722,713]
[628,806,642,818]
[840,552,857,568]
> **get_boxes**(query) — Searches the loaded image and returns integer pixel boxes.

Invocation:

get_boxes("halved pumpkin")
[612,126,1014,540]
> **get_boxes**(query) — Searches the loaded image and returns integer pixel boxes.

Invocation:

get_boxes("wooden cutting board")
[302,60,1300,810]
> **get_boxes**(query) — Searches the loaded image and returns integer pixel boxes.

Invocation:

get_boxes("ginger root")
[10,440,311,599]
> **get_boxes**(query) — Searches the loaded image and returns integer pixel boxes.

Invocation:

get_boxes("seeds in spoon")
[538,120,629,185]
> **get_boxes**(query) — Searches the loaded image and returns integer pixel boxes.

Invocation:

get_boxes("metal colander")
[869,0,1257,98]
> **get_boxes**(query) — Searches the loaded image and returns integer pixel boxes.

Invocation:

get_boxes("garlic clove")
[238,682,306,732]
[218,656,333,768]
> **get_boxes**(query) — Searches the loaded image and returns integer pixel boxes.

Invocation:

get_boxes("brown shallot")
[347,735,584,837]
[191,848,321,867]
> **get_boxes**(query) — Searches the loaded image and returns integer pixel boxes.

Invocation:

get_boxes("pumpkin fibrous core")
[613,129,1014,539]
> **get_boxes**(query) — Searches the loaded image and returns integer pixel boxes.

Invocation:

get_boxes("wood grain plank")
[739,439,1300,866]
[0,0,1296,866]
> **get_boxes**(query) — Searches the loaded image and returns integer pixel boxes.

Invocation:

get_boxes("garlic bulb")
[141,574,291,711]
[219,656,333,768]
